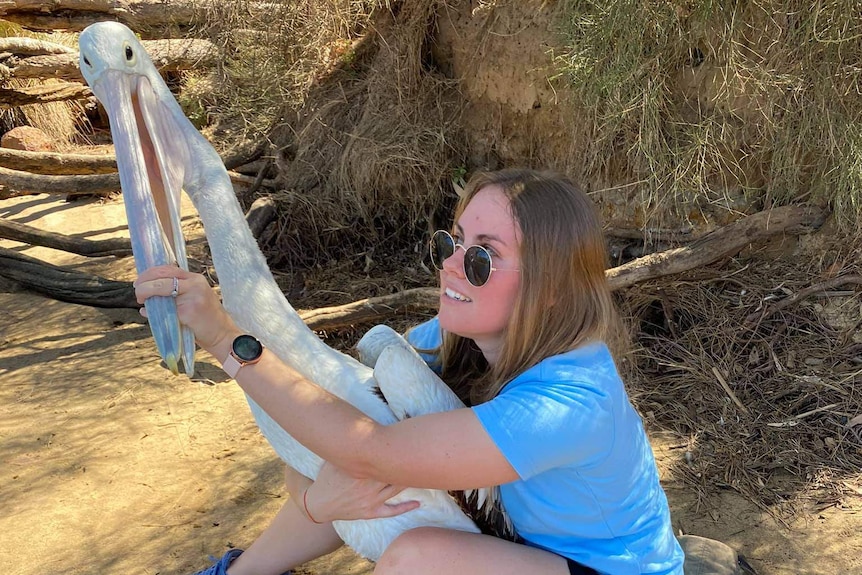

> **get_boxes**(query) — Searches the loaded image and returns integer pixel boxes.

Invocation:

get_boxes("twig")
[744,275,862,328]
[711,366,750,415]
[766,403,841,428]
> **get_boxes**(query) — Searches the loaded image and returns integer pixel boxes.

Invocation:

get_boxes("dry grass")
[184,0,382,143]
[554,0,862,232]
[618,240,862,520]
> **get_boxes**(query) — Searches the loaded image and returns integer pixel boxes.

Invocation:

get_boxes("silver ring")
[170,277,179,298]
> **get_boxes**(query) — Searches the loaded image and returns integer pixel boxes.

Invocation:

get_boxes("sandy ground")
[1,193,859,575]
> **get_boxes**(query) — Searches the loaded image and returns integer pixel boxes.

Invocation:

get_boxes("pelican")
[78,21,481,561]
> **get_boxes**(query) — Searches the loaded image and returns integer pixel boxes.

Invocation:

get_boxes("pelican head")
[79,22,195,375]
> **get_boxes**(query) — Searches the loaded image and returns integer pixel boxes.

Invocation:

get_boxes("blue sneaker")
[191,549,243,575]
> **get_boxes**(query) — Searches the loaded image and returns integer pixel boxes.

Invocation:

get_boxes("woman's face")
[437,185,522,363]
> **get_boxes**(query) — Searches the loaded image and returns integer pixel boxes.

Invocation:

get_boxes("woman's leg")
[374,527,572,575]
[226,466,344,575]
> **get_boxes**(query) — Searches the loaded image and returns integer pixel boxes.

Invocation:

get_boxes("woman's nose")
[441,244,466,278]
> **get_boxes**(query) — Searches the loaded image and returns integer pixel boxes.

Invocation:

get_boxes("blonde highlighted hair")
[438,168,620,406]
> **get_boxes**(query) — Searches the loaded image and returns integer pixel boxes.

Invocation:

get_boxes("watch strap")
[222,352,243,379]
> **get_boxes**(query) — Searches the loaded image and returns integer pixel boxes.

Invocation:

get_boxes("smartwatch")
[222,334,264,378]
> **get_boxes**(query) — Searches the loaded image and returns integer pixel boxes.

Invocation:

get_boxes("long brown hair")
[438,168,619,406]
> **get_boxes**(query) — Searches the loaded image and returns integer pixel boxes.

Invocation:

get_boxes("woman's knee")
[374,527,446,574]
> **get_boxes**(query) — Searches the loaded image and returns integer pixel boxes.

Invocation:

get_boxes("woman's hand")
[302,460,419,524]
[133,265,238,352]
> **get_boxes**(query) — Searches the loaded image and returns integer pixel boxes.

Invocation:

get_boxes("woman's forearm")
[204,333,515,491]
[207,334,387,479]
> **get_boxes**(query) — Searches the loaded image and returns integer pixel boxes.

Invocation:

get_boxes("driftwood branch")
[228,170,277,190]
[0,147,274,179]
[0,36,75,56]
[0,246,138,308]
[743,274,862,328]
[0,148,118,175]
[605,205,827,290]
[221,139,269,172]
[0,166,119,198]
[3,38,217,81]
[0,205,829,329]
[0,218,132,256]
[299,288,441,331]
[0,0,202,35]
[0,82,91,108]
[0,165,271,198]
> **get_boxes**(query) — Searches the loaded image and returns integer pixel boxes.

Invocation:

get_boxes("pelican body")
[78,21,479,560]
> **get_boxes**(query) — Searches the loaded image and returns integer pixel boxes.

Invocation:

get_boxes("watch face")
[232,334,263,362]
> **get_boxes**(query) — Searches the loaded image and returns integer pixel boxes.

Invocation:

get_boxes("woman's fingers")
[133,266,207,303]
[132,266,235,351]
[134,275,178,303]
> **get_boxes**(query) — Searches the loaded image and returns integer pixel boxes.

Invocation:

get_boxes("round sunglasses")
[429,229,519,287]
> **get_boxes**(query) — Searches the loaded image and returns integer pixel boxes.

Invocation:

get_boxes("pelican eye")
[124,43,135,62]
[82,55,91,67]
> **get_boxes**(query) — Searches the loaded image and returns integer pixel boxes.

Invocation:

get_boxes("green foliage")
[177,71,210,130]
[554,0,862,230]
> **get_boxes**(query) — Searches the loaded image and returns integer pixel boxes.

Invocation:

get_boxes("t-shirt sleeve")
[472,375,615,480]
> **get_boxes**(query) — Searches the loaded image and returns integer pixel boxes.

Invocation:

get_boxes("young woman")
[135,169,685,575]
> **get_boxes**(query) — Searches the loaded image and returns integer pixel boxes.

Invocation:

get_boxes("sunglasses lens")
[430,231,455,271]
[464,246,492,287]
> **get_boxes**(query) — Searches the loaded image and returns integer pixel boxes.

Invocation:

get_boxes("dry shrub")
[188,1,383,143]
[555,1,862,231]
[266,1,463,266]
[619,242,862,517]
[188,1,463,267]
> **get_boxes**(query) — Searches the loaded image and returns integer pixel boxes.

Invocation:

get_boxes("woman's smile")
[443,286,472,303]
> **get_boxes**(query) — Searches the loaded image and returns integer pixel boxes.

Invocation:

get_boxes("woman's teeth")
[445,287,472,302]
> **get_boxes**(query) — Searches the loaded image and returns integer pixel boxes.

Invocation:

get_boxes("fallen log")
[0,146,269,176]
[0,205,829,329]
[4,38,218,81]
[0,0,280,36]
[0,37,75,56]
[0,165,271,198]
[0,82,91,108]
[0,246,137,308]
[0,166,119,198]
[605,205,828,290]
[0,0,201,36]
[300,288,440,331]
[0,148,118,175]
[221,139,268,171]
[0,218,132,257]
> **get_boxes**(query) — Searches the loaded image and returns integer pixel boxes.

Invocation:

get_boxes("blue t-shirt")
[407,318,684,575]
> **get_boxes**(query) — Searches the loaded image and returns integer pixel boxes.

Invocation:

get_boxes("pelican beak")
[88,69,196,376]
